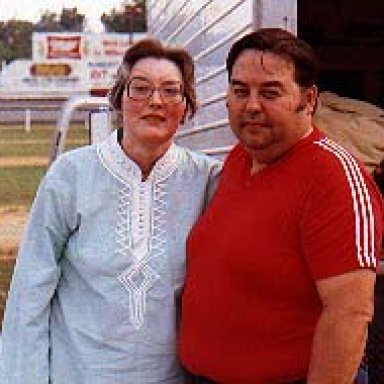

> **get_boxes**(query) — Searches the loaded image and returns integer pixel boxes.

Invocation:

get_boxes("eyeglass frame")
[125,76,185,104]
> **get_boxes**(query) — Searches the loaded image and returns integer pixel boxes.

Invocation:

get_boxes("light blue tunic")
[1,131,221,384]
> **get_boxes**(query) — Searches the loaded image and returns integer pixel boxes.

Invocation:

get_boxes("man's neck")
[250,125,314,175]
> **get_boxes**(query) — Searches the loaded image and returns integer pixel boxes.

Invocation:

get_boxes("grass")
[0,166,47,206]
[0,123,88,142]
[0,124,88,156]
[0,140,87,157]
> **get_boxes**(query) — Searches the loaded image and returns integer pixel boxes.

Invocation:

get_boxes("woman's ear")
[180,104,188,124]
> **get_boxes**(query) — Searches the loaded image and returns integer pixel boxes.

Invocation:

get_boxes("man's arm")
[377,260,384,275]
[307,269,375,384]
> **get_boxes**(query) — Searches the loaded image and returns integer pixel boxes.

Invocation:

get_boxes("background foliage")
[0,1,146,64]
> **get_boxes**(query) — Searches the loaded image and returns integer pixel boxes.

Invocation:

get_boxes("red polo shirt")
[179,128,382,383]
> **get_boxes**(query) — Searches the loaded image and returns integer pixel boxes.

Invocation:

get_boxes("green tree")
[34,8,85,32]
[0,20,33,62]
[101,1,146,33]
[60,8,85,32]
[34,11,62,32]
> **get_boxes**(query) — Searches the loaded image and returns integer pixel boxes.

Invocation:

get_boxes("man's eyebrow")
[230,79,248,86]
[230,79,284,89]
[261,81,284,88]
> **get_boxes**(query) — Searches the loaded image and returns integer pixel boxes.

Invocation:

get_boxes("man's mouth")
[241,121,269,128]
[141,114,166,123]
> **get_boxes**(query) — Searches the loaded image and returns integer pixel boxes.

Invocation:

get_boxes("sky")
[0,0,128,32]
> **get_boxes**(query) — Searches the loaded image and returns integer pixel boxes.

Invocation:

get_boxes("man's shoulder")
[309,135,371,181]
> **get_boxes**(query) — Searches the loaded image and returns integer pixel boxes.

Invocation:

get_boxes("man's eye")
[260,90,281,99]
[232,87,249,98]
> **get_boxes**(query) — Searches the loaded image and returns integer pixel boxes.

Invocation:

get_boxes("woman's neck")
[120,135,171,181]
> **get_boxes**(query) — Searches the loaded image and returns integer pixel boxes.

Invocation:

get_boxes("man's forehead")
[232,49,294,78]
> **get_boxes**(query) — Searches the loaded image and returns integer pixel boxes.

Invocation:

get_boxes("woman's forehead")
[129,57,183,81]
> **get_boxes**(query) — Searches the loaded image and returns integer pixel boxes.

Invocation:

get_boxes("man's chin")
[243,137,272,151]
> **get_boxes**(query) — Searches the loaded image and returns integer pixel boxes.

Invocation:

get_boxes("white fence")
[147,0,297,158]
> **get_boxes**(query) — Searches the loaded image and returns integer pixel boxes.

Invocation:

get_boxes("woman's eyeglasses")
[126,77,184,104]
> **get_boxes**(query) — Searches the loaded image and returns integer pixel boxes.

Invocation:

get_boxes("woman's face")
[121,57,186,150]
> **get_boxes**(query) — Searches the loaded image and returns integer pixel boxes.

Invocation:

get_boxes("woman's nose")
[149,88,163,105]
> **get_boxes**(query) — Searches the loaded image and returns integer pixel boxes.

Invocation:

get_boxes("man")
[367,160,384,384]
[179,28,383,383]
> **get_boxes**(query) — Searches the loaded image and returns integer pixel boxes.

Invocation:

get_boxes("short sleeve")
[301,139,382,280]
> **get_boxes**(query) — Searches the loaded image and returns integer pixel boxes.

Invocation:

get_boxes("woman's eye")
[133,86,150,94]
[163,87,180,96]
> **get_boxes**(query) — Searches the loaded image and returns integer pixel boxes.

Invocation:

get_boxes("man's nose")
[245,91,262,111]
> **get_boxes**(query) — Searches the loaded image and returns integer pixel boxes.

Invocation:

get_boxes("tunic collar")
[97,130,180,185]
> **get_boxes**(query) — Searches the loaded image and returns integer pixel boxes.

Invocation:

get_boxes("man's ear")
[306,85,318,115]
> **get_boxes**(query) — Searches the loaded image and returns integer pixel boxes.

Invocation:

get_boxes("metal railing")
[49,95,110,163]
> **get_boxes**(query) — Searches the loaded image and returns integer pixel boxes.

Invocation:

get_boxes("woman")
[1,39,221,384]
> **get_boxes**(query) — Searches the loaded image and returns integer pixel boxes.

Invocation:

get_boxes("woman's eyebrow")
[128,75,150,82]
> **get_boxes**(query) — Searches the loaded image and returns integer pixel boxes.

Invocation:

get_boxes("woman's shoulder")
[51,144,97,168]
[46,144,99,182]
[175,145,222,170]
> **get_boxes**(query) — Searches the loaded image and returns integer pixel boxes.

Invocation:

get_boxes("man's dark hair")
[226,28,319,87]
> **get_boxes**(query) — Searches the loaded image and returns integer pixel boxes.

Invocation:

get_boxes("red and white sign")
[47,36,82,59]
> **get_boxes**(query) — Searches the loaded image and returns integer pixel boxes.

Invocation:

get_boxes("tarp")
[314,92,384,173]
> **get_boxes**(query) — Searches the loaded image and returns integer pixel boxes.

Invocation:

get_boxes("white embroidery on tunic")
[118,258,160,329]
[97,131,179,329]
[116,186,132,253]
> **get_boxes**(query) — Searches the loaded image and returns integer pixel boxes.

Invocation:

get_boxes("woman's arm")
[1,160,76,384]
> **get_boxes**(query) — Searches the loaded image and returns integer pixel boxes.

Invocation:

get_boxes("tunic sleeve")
[1,157,78,384]
[203,159,222,209]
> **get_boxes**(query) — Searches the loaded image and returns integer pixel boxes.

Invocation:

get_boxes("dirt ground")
[0,156,48,167]
[0,206,28,259]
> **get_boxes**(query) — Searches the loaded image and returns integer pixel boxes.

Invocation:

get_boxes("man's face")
[227,49,316,164]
